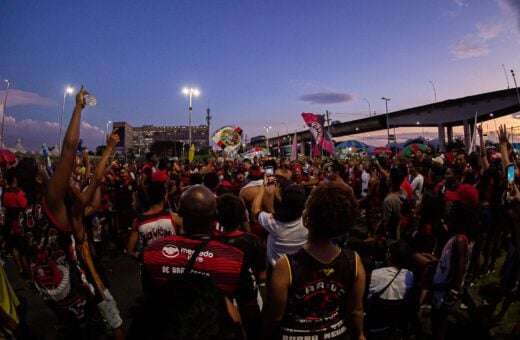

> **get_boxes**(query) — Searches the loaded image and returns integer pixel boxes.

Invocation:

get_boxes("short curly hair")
[304,182,359,240]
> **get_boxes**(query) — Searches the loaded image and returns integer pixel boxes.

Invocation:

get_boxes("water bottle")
[84,94,97,106]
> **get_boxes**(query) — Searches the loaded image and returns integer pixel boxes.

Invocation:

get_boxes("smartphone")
[264,166,274,176]
[507,164,515,183]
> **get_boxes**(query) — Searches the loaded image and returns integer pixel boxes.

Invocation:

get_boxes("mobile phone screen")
[507,164,515,183]
[264,166,274,176]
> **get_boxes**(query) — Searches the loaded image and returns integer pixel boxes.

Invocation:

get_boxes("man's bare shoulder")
[239,185,261,202]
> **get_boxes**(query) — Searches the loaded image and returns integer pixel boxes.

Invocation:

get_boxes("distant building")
[113,122,209,155]
[112,121,134,155]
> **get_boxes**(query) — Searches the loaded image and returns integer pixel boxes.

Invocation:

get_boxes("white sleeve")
[258,211,277,234]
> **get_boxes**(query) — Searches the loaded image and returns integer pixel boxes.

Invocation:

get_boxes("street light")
[363,98,372,117]
[106,120,112,145]
[281,122,291,145]
[58,86,74,152]
[264,126,272,151]
[381,97,391,146]
[429,81,437,103]
[182,87,200,147]
[1,80,10,148]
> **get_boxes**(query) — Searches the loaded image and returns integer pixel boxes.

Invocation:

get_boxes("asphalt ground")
[3,246,518,339]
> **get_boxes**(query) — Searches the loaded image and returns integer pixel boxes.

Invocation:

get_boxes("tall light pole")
[58,86,74,152]
[106,120,112,145]
[363,98,372,117]
[1,80,10,148]
[182,87,200,147]
[382,97,391,146]
[429,81,437,103]
[281,122,291,146]
[511,70,520,107]
[264,126,272,151]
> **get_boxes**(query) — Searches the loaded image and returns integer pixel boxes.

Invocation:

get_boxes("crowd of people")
[0,87,519,339]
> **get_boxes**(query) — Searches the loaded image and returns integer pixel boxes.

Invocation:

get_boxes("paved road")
[5,250,142,339]
[4,246,514,339]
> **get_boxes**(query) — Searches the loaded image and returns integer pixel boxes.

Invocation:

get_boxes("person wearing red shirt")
[143,185,260,339]
[2,167,29,276]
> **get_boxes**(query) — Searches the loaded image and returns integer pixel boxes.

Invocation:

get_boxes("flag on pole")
[301,112,334,155]
[469,112,478,154]
[277,132,281,150]
[312,140,320,157]
[290,132,298,161]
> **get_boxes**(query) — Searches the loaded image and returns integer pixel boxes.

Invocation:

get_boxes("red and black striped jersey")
[143,235,258,305]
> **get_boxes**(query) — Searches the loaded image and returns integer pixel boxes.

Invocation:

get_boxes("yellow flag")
[188,143,195,163]
[0,266,20,329]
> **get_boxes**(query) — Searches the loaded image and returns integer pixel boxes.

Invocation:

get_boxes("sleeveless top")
[135,209,176,252]
[280,247,357,340]
[23,196,95,321]
[432,234,473,309]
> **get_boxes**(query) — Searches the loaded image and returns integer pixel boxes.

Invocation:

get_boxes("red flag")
[301,113,334,155]
[277,132,281,149]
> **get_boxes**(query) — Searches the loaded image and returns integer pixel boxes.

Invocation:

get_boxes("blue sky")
[1,0,520,150]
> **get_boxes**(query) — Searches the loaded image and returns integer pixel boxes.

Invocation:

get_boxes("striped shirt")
[143,235,258,303]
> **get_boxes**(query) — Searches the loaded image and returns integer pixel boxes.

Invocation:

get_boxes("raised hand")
[107,129,120,149]
[497,124,510,146]
[477,124,483,136]
[75,86,89,109]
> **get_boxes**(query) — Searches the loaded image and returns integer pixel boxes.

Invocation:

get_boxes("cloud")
[450,0,520,60]
[0,105,103,150]
[498,0,520,30]
[450,36,489,59]
[453,0,467,7]
[300,92,355,104]
[0,89,57,108]
[450,21,504,59]
[477,22,503,39]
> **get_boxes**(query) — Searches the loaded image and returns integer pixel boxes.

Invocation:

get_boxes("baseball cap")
[444,184,478,208]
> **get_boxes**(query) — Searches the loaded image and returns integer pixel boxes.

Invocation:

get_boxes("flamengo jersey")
[143,235,258,303]
[23,197,95,321]
[280,248,356,340]
[135,210,176,252]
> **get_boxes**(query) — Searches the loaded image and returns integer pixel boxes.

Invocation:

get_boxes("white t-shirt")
[410,174,424,201]
[258,212,308,266]
[368,266,414,300]
[361,170,370,197]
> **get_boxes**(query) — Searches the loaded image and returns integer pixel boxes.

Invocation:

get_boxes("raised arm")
[497,124,512,174]
[79,130,120,207]
[477,125,489,171]
[46,87,88,226]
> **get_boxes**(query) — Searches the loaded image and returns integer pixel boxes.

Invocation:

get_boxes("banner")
[301,112,334,155]
[211,126,243,153]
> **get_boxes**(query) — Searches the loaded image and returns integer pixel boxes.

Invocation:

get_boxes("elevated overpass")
[254,88,520,152]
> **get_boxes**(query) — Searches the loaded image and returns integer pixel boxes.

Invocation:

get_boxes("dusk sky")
[1,0,520,150]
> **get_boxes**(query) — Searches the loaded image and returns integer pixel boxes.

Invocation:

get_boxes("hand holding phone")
[507,164,515,184]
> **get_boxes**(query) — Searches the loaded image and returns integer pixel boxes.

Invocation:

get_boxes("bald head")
[179,185,217,234]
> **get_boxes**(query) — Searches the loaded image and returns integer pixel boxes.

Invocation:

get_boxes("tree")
[150,140,184,158]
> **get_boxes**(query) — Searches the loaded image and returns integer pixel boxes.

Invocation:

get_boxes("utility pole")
[325,110,331,132]
[206,107,211,148]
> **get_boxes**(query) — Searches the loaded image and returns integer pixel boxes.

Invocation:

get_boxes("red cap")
[445,184,478,208]
[152,170,169,183]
